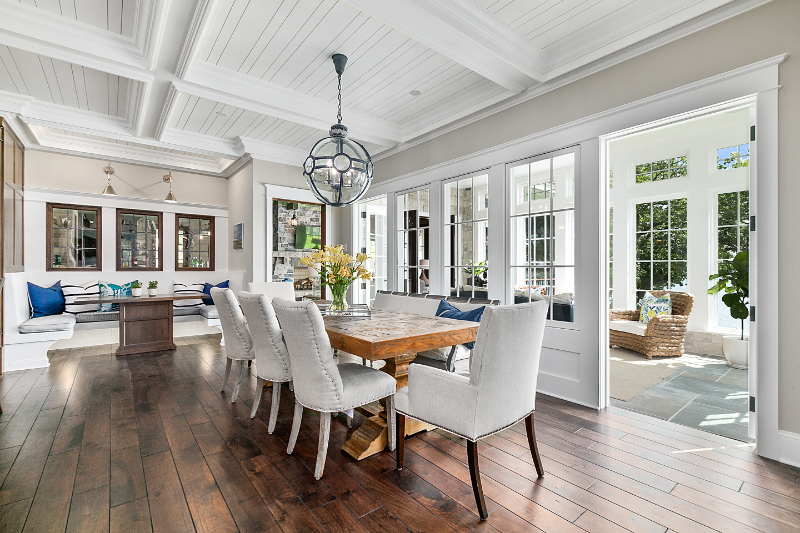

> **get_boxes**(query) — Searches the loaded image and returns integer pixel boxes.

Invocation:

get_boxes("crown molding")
[175,0,220,79]
[20,103,135,137]
[0,90,32,114]
[159,129,240,159]
[238,137,307,167]
[180,63,402,146]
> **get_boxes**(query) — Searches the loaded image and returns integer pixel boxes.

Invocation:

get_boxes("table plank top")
[324,309,478,360]
[75,292,206,304]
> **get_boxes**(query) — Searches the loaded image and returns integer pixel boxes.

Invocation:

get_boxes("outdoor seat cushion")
[336,363,397,411]
[609,320,647,336]
[173,307,202,316]
[76,311,119,323]
[199,305,218,319]
[19,314,76,333]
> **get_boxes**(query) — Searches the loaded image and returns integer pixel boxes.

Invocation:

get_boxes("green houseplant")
[131,281,142,297]
[148,280,158,297]
[708,251,749,367]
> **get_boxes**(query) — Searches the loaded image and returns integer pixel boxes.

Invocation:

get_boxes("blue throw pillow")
[203,280,229,305]
[28,281,66,318]
[435,299,485,349]
[98,281,137,312]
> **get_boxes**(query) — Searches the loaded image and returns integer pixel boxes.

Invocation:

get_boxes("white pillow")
[173,282,205,308]
[61,281,101,314]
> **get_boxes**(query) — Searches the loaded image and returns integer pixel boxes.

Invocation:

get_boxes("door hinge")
[750,125,756,142]
[750,215,755,231]
[360,211,367,218]
[750,306,755,322]
[360,247,366,254]
[750,396,756,412]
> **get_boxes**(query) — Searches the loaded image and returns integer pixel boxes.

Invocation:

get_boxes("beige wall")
[227,161,254,280]
[26,150,228,207]
[375,0,800,433]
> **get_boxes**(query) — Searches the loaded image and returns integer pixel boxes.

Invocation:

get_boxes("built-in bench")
[3,271,245,372]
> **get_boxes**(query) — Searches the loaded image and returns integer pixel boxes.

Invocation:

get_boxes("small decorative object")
[102,162,117,196]
[708,251,749,368]
[302,54,373,207]
[148,280,158,297]
[163,170,177,203]
[233,223,243,250]
[131,281,142,297]
[298,245,371,313]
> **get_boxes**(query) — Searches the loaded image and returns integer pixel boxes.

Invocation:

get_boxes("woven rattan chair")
[609,291,695,359]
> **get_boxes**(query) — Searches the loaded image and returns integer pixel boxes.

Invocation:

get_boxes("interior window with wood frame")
[176,214,214,270]
[46,203,101,271]
[117,209,162,270]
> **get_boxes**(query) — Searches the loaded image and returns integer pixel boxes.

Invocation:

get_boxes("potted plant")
[130,281,142,297]
[708,251,749,368]
[148,281,158,297]
[298,245,371,313]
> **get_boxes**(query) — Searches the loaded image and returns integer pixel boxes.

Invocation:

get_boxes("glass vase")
[329,285,349,313]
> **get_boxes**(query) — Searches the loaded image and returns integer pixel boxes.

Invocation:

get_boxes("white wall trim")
[778,431,800,469]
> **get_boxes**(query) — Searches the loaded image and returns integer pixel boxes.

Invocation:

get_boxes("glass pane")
[552,267,575,323]
[444,181,457,224]
[147,233,158,251]
[652,262,669,290]
[82,230,97,249]
[458,178,472,223]
[670,198,687,229]
[652,201,669,230]
[636,233,651,261]
[200,219,211,232]
[511,267,531,303]
[635,163,651,174]
[81,210,97,228]
[444,224,455,267]
[397,194,406,229]
[510,217,528,266]
[148,252,159,269]
[397,231,408,266]
[553,210,574,265]
[637,203,651,232]
[718,226,738,260]
[446,267,459,297]
[652,231,668,260]
[671,230,687,260]
[636,172,650,184]
[718,192,737,226]
[552,154,574,213]
[510,163,529,216]
[457,223,472,266]
[418,189,429,227]
[530,159,550,213]
[53,208,69,228]
[53,228,68,248]
[51,248,68,267]
[189,218,200,234]
[671,261,687,290]
[740,191,749,222]
[473,174,489,220]
[636,261,651,290]
[653,159,668,172]
[740,225,749,251]
[653,170,668,181]
[473,220,488,266]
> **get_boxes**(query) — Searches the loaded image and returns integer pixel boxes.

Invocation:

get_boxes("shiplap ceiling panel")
[17,0,137,37]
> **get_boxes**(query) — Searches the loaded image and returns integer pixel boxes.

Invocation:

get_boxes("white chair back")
[238,291,292,382]
[246,281,296,302]
[210,288,253,360]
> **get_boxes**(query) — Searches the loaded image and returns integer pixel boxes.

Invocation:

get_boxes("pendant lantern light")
[303,54,373,207]
[102,163,117,196]
[163,170,177,203]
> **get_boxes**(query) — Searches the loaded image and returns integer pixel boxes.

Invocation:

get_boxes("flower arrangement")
[298,245,371,312]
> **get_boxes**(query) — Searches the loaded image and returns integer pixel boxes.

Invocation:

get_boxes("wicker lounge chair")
[609,291,694,358]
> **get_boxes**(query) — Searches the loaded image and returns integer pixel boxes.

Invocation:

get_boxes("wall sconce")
[291,213,298,226]
[163,170,177,203]
[102,163,117,196]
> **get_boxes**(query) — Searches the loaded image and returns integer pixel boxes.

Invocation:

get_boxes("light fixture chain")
[337,73,342,124]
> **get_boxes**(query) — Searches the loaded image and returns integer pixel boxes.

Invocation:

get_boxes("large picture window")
[46,203,101,271]
[117,209,162,271]
[397,188,429,294]
[635,198,687,302]
[509,150,576,323]
[176,214,214,270]
[715,190,749,329]
[444,173,489,299]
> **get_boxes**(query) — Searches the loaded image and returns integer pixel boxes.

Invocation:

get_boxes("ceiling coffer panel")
[17,0,138,37]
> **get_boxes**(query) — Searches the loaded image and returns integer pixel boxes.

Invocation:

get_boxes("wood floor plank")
[73,444,111,494]
[0,446,21,489]
[313,500,368,533]
[134,403,170,457]
[0,498,32,533]
[0,387,51,449]
[22,448,80,533]
[110,445,147,508]
[189,421,228,456]
[142,450,195,533]
[357,506,419,533]
[66,485,110,533]
[51,414,86,455]
[110,497,152,533]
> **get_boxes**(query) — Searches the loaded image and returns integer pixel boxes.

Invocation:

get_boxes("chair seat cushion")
[19,313,76,333]
[76,311,119,323]
[199,305,218,319]
[173,307,201,316]
[337,363,397,411]
[609,320,647,336]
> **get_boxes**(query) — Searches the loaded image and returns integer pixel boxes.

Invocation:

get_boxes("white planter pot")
[722,335,748,369]
[131,288,142,297]
[148,288,158,296]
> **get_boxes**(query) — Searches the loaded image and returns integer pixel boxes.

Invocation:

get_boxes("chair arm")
[609,309,639,321]
[407,364,478,435]
[645,314,689,336]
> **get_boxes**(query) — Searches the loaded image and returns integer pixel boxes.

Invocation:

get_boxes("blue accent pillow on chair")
[28,281,66,318]
[435,299,485,349]
[203,280,229,305]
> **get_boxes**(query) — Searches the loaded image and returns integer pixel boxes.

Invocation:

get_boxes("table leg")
[341,354,434,461]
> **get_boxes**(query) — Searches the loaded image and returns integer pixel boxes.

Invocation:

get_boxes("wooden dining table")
[323,309,478,460]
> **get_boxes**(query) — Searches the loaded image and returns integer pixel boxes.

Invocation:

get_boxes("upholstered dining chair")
[210,288,255,403]
[395,301,549,520]
[272,298,398,480]
[238,291,293,432]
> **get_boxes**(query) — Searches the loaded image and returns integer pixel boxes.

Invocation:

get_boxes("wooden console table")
[324,309,478,460]
[76,293,206,356]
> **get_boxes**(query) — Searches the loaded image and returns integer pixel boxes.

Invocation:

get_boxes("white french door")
[353,197,388,306]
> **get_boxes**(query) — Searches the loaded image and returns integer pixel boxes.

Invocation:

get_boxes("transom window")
[444,173,489,299]
[635,198,687,302]
[176,215,214,270]
[46,203,101,271]
[716,190,749,330]
[717,144,750,170]
[635,156,687,183]
[509,150,576,323]
[397,188,430,294]
[117,209,162,271]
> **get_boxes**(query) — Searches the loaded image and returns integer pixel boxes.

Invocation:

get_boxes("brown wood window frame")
[46,203,102,272]
[116,209,163,271]
[175,214,215,271]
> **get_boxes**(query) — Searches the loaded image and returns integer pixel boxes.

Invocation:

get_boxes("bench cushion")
[609,320,647,336]
[76,311,119,323]
[199,305,218,319]
[173,307,202,316]
[19,314,76,333]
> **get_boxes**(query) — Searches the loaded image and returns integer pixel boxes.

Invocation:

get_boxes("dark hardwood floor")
[1,334,799,533]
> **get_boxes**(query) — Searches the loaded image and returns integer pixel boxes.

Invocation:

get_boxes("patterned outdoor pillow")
[99,281,137,312]
[62,281,101,314]
[173,282,205,308]
[639,292,672,323]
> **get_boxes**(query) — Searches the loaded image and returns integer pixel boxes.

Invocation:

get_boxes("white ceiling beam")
[340,0,543,93]
[181,63,402,147]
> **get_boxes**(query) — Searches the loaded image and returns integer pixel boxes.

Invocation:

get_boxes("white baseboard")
[778,430,800,468]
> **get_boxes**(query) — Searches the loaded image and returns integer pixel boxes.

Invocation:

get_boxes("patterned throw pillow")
[99,281,137,312]
[639,292,672,323]
[173,282,205,308]
[62,281,101,314]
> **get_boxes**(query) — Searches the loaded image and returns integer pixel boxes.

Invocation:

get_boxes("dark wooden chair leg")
[467,440,489,520]
[397,414,406,469]
[525,412,545,478]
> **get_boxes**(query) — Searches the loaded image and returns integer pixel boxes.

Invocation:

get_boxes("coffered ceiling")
[0,0,771,177]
